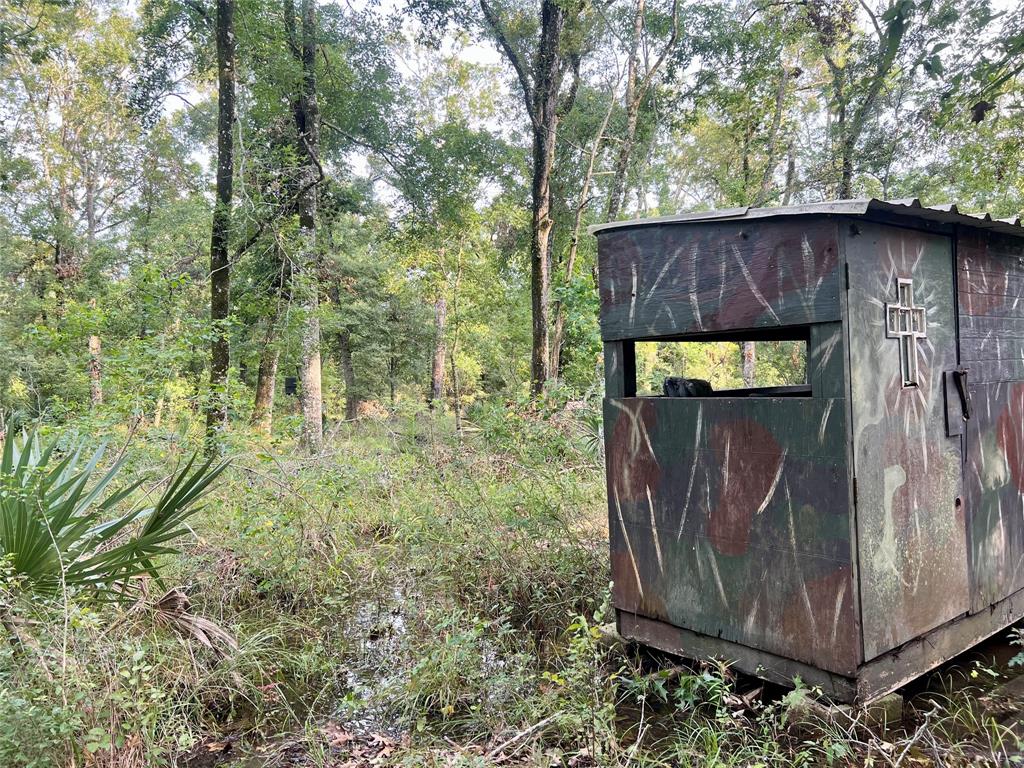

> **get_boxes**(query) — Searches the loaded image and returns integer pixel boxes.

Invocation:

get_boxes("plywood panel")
[846,222,969,660]
[596,219,842,341]
[957,228,1024,611]
[604,395,858,675]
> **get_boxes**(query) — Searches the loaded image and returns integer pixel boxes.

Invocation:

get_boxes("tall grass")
[0,406,1021,766]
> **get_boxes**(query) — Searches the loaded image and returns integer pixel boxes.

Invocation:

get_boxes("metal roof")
[588,198,1024,238]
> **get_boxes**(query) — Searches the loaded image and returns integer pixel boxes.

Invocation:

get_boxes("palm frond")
[0,430,228,599]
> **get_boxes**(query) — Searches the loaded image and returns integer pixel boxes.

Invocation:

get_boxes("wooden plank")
[961,380,1024,609]
[845,221,970,660]
[859,584,1024,702]
[810,322,845,399]
[596,218,842,341]
[604,341,636,398]
[604,395,858,675]
[618,611,858,703]
[956,227,1024,614]
[963,358,1024,384]
[961,312,1024,329]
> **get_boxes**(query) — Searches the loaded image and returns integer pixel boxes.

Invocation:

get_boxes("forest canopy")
[0,0,1021,434]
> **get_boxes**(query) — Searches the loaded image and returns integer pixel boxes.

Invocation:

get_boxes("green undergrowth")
[0,405,1022,766]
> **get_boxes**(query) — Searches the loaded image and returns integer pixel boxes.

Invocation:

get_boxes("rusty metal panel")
[957,229,1024,611]
[604,395,859,675]
[596,219,842,341]
[845,222,969,660]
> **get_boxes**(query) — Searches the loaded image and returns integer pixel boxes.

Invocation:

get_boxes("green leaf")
[0,431,228,599]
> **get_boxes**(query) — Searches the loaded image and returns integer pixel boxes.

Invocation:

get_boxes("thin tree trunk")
[741,342,756,388]
[298,284,323,449]
[605,0,678,223]
[839,132,854,198]
[429,296,447,409]
[251,322,279,435]
[205,0,235,443]
[388,303,399,405]
[449,257,464,434]
[288,0,323,452]
[338,327,358,420]
[88,322,102,408]
[753,65,790,207]
[85,178,102,407]
[481,0,572,395]
[450,348,462,435]
[529,104,556,394]
[251,245,289,435]
[606,0,645,222]
[388,350,397,405]
[782,141,797,205]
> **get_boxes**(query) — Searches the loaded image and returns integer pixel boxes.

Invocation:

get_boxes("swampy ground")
[3,404,1024,767]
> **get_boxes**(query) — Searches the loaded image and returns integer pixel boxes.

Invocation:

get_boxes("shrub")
[0,429,227,598]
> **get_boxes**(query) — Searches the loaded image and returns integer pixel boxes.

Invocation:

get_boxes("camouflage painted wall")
[597,219,842,341]
[845,222,969,660]
[598,211,1024,688]
[597,213,860,676]
[958,229,1024,612]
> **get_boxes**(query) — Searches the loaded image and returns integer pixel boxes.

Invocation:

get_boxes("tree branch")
[858,0,883,40]
[321,120,404,176]
[637,0,680,98]
[181,0,213,27]
[479,0,538,127]
[556,53,582,118]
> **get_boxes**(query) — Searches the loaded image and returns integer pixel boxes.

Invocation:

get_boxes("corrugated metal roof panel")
[588,198,1024,238]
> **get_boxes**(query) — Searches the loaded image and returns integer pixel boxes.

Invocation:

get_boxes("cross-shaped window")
[885,278,926,387]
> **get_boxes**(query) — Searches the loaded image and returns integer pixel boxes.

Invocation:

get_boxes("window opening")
[633,331,810,398]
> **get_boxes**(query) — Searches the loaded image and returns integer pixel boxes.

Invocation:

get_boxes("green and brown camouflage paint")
[958,229,1024,612]
[596,208,1024,699]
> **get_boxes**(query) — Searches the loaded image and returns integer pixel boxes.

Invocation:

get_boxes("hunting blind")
[592,199,1024,702]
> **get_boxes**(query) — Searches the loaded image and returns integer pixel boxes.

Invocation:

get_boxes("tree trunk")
[338,327,358,420]
[606,0,645,223]
[754,64,790,207]
[449,256,465,434]
[605,0,677,223]
[205,0,235,442]
[550,84,616,377]
[450,348,462,435]
[88,331,102,407]
[481,0,571,396]
[528,102,556,394]
[839,131,854,198]
[299,298,323,448]
[741,342,756,388]
[251,321,279,435]
[429,295,447,409]
[289,0,323,452]
[782,141,797,205]
[388,350,397,405]
[479,0,588,395]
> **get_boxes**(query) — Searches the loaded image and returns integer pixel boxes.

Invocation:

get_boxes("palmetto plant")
[0,430,228,599]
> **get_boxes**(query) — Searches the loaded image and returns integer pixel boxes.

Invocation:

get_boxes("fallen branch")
[486,713,561,762]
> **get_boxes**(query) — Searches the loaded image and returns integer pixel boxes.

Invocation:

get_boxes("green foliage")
[0,429,227,597]
[3,0,1024,764]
